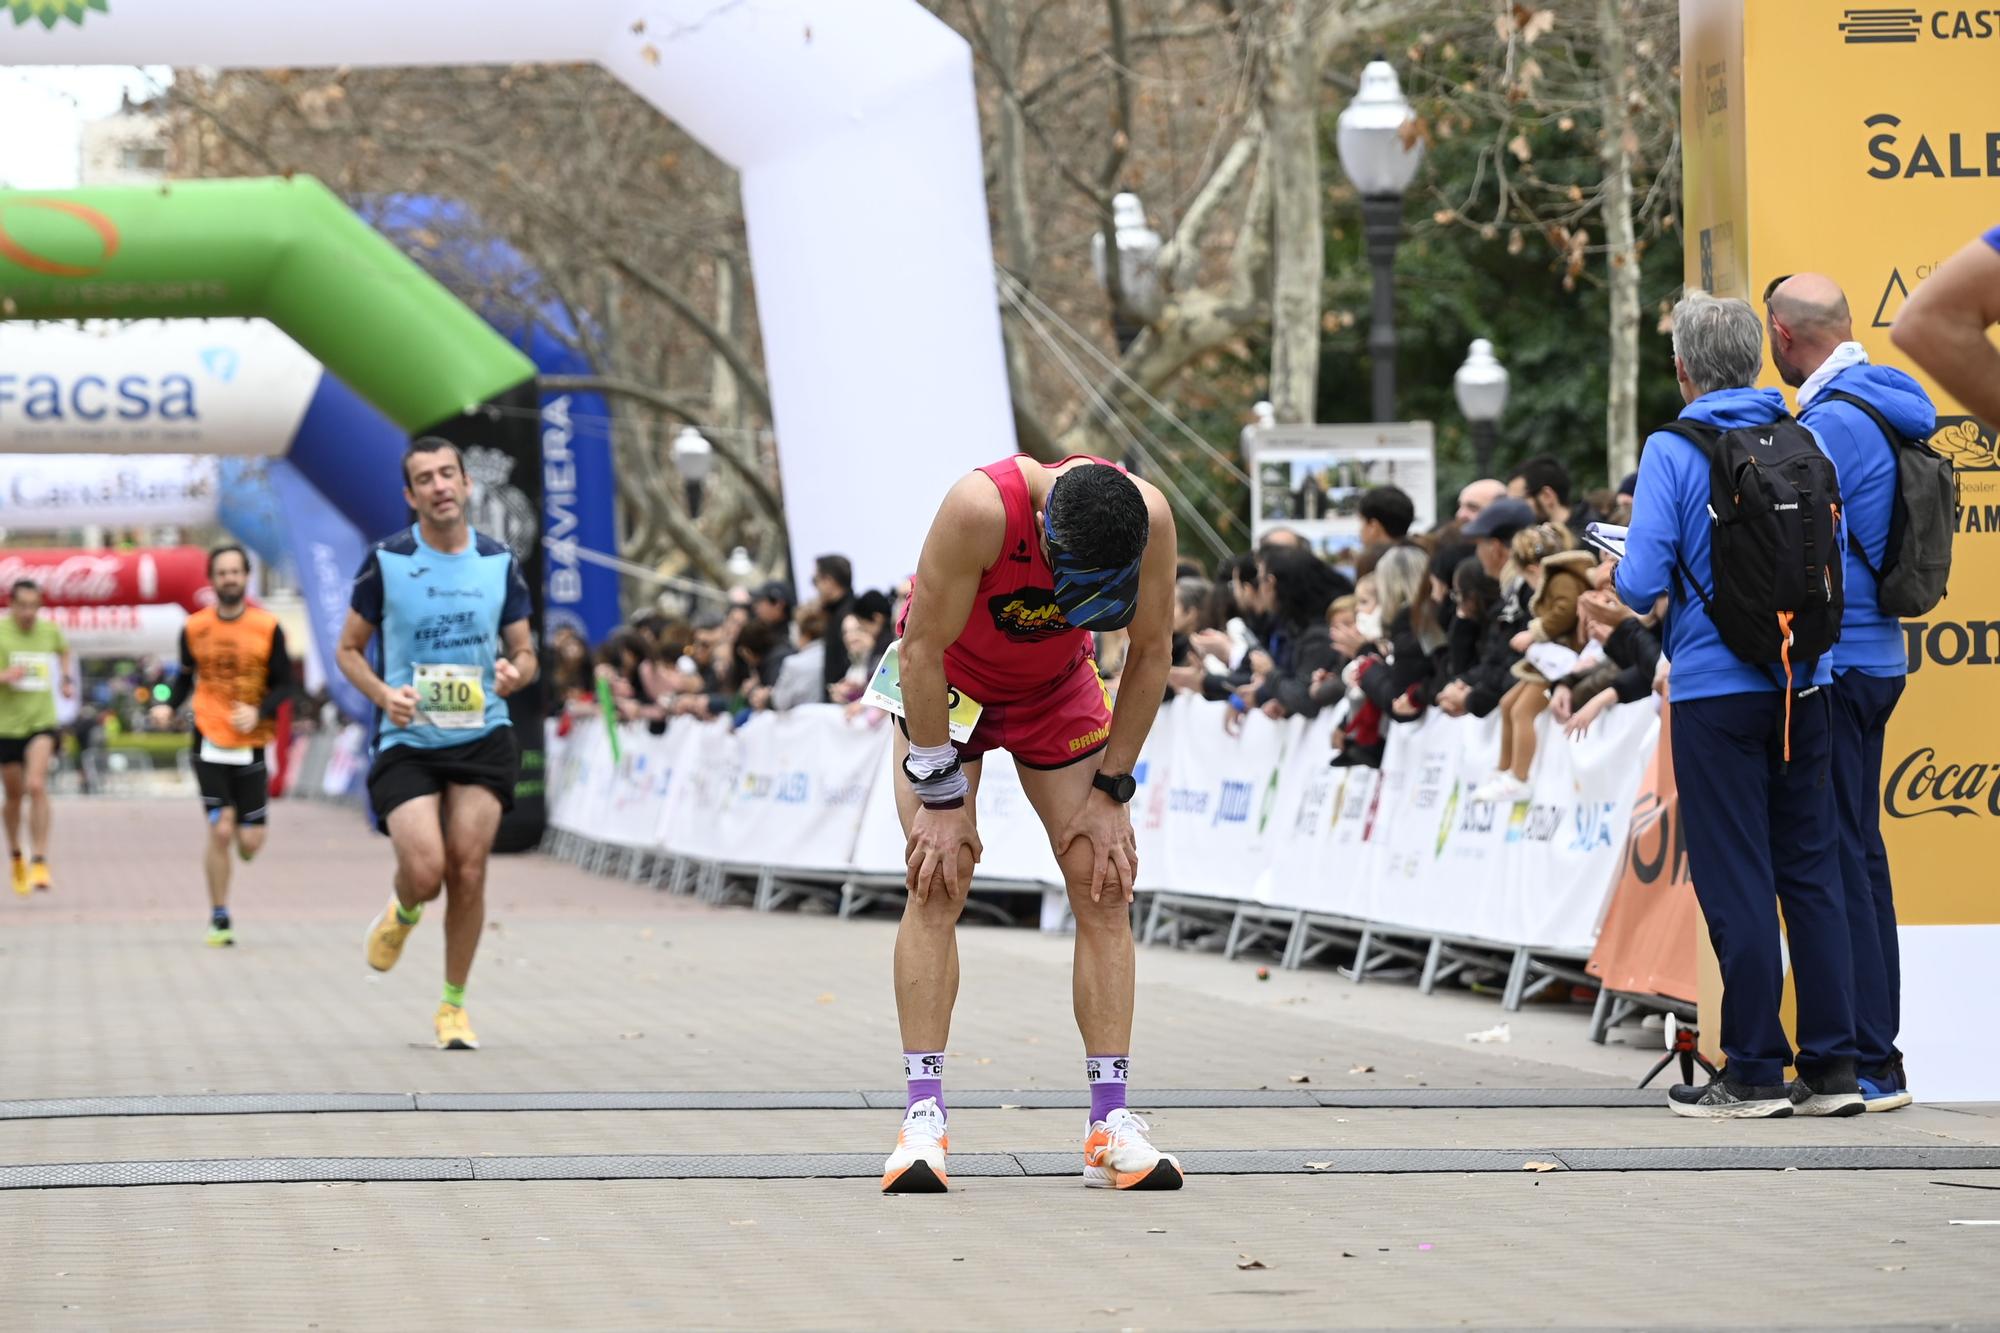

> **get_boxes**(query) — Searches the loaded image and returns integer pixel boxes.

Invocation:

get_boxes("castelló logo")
[7,0,108,28]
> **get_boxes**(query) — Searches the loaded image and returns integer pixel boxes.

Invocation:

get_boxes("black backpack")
[1804,389,1955,617]
[1658,414,1844,676]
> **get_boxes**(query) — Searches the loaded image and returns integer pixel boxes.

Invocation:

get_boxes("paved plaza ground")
[2,797,1996,1330]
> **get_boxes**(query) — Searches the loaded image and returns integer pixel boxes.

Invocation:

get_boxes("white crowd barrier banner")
[547,694,1659,954]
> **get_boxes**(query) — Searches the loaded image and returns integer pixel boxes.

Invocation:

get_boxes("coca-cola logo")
[1885,746,1997,819]
[0,553,123,602]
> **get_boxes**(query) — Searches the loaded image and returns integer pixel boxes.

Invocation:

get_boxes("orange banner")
[1588,705,1699,1003]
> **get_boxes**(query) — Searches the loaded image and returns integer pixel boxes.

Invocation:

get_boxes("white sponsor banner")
[0,454,219,529]
[545,693,1655,954]
[0,320,320,456]
[46,602,185,657]
[1140,694,1290,899]
[714,708,885,872]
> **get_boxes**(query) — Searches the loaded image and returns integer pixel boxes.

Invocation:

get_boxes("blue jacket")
[1799,364,1937,677]
[1615,386,1834,702]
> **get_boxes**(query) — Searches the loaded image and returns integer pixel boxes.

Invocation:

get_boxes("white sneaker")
[1083,1108,1185,1190]
[881,1097,949,1193]
[1473,772,1532,805]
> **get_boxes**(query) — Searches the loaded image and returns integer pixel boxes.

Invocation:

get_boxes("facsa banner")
[547,693,1656,954]
[0,547,212,612]
[0,320,320,456]
[0,454,219,530]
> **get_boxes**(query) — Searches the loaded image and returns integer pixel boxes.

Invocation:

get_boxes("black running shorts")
[367,727,519,822]
[0,730,60,766]
[193,748,270,826]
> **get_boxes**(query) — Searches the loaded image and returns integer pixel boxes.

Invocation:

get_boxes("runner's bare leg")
[1018,755,1134,1055]
[890,727,983,1052]
[439,784,503,990]
[23,735,55,860]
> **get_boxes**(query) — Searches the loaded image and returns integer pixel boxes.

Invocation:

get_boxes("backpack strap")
[1652,421,1722,610]
[1803,388,1900,581]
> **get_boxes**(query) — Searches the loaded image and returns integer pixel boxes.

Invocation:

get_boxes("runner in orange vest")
[152,545,296,947]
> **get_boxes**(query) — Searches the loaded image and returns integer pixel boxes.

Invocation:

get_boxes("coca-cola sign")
[1885,746,1998,819]
[0,547,212,611]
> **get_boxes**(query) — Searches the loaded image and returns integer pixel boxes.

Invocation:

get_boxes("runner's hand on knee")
[906,807,979,903]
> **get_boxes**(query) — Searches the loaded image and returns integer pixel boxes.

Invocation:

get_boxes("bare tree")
[1411,0,1681,484]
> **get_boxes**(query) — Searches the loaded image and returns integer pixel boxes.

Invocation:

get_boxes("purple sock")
[904,1052,944,1113]
[1086,1055,1129,1124]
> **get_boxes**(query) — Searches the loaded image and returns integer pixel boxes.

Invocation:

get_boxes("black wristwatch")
[1093,770,1137,804]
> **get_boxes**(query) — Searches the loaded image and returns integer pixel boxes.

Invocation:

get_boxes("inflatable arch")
[0,176,551,844]
[4,0,1012,592]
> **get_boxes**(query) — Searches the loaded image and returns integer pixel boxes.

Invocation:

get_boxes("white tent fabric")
[11,0,1012,592]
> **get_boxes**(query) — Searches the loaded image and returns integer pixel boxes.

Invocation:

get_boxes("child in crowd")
[1326,580,1387,767]
[1473,524,1593,804]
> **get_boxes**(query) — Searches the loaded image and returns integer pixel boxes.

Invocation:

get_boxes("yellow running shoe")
[9,857,26,897]
[365,900,417,972]
[28,860,51,893]
[434,1003,479,1051]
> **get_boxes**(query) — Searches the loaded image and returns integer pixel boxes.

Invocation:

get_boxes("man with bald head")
[1455,478,1506,525]
[1766,272,1938,1112]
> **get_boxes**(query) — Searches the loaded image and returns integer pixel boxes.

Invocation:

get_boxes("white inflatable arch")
[6,0,1012,589]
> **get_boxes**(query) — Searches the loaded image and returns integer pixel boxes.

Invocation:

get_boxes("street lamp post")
[1335,60,1424,424]
[1091,191,1164,353]
[1453,338,1511,478]
[673,425,714,518]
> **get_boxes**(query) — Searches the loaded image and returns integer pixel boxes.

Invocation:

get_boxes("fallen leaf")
[1349,1064,1375,1075]
[630,19,644,33]
[1288,1074,1311,1084]
[1341,1251,1356,1258]
[640,43,661,65]
[1879,1264,1906,1272]
[728,1220,757,1227]
[1304,1161,1336,1171]
[976,1057,993,1065]
[1147,1227,1167,1234]
[1522,1160,1563,1173]
[816,993,835,1005]
[1236,1254,1270,1270]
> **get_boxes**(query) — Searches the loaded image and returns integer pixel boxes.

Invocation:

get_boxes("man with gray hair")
[1612,291,1860,1119]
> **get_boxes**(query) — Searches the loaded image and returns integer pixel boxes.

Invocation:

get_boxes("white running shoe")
[1472,772,1533,805]
[881,1097,950,1193]
[1083,1108,1185,1190]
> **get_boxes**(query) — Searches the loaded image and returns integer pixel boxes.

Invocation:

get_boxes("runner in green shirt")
[0,579,74,896]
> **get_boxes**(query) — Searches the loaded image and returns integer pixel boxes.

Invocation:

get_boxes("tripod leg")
[1637,1050,1677,1089]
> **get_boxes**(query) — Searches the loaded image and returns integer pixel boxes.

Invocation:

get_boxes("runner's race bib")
[861,640,983,743]
[414,662,486,730]
[199,738,256,767]
[9,652,55,694]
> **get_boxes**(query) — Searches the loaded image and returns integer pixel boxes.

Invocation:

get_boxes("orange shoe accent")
[28,860,51,893]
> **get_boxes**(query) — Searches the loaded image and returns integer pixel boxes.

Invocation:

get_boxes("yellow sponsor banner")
[1682,0,2000,930]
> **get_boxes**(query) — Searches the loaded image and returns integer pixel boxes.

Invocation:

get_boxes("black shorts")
[367,728,519,823]
[0,730,60,766]
[193,747,269,826]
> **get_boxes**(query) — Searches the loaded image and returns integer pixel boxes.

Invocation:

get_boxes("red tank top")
[908,455,1107,704]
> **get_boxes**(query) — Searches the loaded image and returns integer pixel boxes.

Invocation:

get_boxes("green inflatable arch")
[0,174,548,848]
[0,175,533,428]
